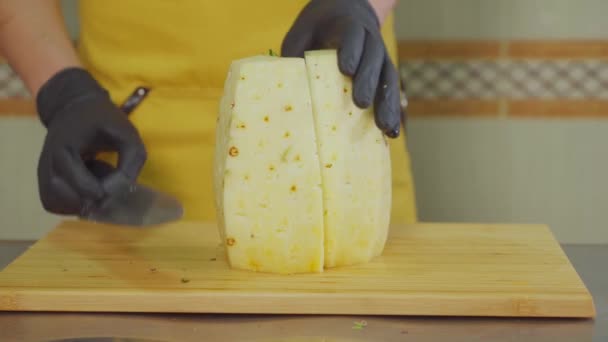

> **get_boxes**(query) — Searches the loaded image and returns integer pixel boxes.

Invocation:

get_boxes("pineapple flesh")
[215,55,325,274]
[214,50,391,274]
[304,50,392,268]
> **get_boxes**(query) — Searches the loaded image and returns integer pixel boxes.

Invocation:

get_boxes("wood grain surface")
[0,220,595,317]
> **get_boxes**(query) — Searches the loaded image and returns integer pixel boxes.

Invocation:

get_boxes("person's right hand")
[36,67,147,216]
[281,0,403,139]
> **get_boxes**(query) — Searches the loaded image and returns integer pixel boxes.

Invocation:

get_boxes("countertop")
[0,241,606,342]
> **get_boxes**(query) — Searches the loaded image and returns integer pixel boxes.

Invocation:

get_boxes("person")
[0,0,417,225]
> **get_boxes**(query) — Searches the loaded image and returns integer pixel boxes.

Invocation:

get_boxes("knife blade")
[78,159,184,227]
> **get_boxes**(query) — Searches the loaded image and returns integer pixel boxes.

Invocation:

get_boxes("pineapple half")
[214,49,392,274]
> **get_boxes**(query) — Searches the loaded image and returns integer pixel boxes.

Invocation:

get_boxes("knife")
[77,87,184,227]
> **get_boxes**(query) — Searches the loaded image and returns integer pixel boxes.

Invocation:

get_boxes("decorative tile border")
[399,40,608,60]
[0,61,31,115]
[398,40,608,118]
[0,98,34,116]
[509,99,608,118]
[0,63,29,99]
[400,60,608,100]
[507,40,608,59]
[3,40,608,118]
[398,41,502,60]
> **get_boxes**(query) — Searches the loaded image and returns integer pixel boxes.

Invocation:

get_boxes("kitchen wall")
[396,0,608,39]
[60,0,79,40]
[0,0,606,243]
[395,0,608,243]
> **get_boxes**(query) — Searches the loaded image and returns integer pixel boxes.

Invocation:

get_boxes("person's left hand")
[282,0,403,138]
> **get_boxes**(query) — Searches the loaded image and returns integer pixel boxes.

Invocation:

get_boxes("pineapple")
[214,55,325,274]
[214,50,391,274]
[304,50,392,268]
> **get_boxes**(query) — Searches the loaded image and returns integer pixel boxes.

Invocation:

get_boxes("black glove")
[282,0,403,138]
[36,67,147,216]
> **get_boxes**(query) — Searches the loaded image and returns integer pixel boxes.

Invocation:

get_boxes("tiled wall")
[1,0,608,243]
[0,64,29,99]
[395,0,608,40]
[8,41,608,115]
[394,0,608,244]
[399,41,608,117]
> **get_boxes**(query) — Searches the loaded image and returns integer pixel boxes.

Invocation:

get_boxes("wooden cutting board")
[0,220,595,317]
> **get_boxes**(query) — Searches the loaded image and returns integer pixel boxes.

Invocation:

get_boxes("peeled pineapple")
[214,55,325,274]
[214,50,391,274]
[304,50,392,268]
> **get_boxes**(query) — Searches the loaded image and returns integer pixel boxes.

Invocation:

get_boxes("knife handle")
[120,86,151,115]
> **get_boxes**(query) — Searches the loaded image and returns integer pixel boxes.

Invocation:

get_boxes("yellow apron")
[77,1,417,224]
